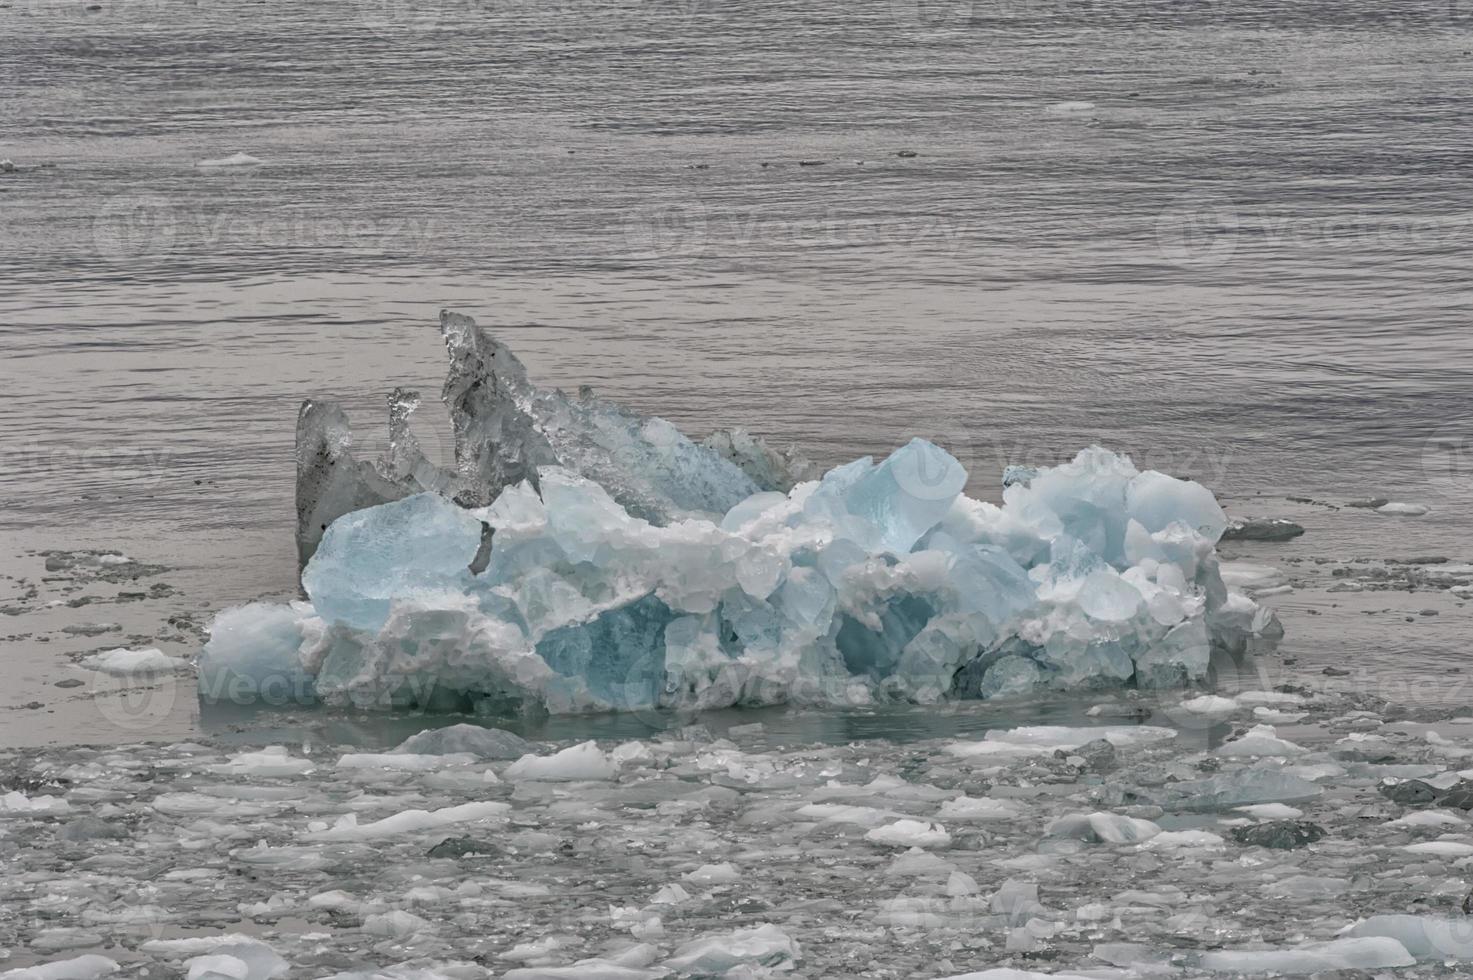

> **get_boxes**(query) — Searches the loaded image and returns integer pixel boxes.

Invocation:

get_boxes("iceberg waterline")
[201,312,1282,714]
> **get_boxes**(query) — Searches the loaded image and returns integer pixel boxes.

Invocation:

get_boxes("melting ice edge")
[199,311,1282,714]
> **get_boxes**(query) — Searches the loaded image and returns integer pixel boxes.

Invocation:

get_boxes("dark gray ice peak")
[438,311,557,505]
[294,399,416,572]
[294,311,787,568]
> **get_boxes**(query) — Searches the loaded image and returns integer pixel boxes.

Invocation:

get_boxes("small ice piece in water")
[1218,562,1286,591]
[304,801,509,841]
[393,723,531,759]
[684,862,741,885]
[185,954,248,980]
[1,956,119,980]
[1344,914,1473,960]
[1236,803,1304,820]
[864,819,951,848]
[82,647,188,675]
[1215,724,1307,758]
[937,796,1027,821]
[503,741,617,782]
[1155,769,1322,811]
[1046,811,1161,844]
[196,152,263,168]
[335,752,477,771]
[1178,694,1238,715]
[1044,100,1096,114]
[361,910,434,938]
[662,923,800,974]
[208,746,314,778]
[1197,936,1414,972]
[1377,501,1429,516]
[1221,517,1305,541]
[140,938,287,980]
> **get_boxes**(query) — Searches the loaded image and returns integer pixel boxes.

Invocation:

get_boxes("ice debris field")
[13,699,1473,978]
[199,311,1282,716]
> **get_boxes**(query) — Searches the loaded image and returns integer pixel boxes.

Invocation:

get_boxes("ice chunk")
[948,724,1176,760]
[1222,517,1305,541]
[197,152,262,168]
[1045,811,1161,844]
[503,741,617,782]
[140,938,286,980]
[503,964,664,980]
[1178,694,1237,715]
[393,723,531,759]
[1377,501,1429,516]
[662,923,800,974]
[936,970,1095,980]
[303,492,484,631]
[865,819,951,848]
[304,801,509,841]
[198,603,315,703]
[335,752,477,771]
[81,647,187,675]
[937,796,1027,821]
[1198,936,1413,972]
[0,956,118,980]
[684,862,741,885]
[362,911,434,938]
[1214,724,1307,758]
[1344,914,1473,960]
[1155,769,1322,811]
[185,955,248,980]
[208,746,314,778]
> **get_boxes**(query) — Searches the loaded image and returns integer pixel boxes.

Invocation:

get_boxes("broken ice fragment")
[81,647,187,675]
[1045,811,1161,844]
[1197,936,1413,973]
[1222,517,1305,541]
[662,923,800,974]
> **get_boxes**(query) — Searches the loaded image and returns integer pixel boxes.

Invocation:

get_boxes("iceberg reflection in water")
[200,312,1281,715]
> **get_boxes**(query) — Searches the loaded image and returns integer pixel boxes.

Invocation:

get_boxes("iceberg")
[205,312,1282,715]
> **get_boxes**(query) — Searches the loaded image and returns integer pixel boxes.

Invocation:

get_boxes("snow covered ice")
[204,312,1282,716]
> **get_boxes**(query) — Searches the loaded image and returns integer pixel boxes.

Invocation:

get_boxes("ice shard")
[294,311,787,569]
[214,329,1285,715]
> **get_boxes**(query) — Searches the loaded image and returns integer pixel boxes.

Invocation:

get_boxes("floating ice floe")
[200,311,1282,716]
[196,152,263,168]
[1197,936,1414,972]
[0,955,118,980]
[1377,501,1430,516]
[81,647,189,675]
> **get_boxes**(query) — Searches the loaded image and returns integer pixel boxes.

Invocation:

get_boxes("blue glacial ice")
[204,313,1282,714]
